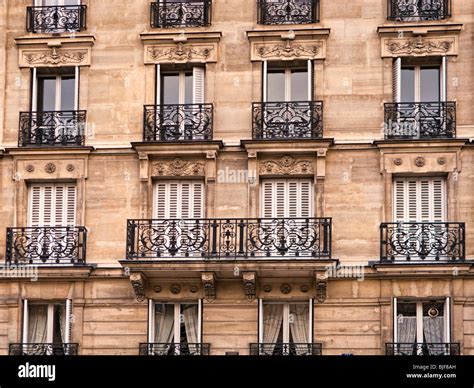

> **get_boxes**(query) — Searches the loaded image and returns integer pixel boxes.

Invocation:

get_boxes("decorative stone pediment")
[254,40,322,60]
[259,155,314,176]
[152,158,205,177]
[382,36,457,58]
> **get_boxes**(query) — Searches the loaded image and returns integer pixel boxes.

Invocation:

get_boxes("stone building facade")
[0,0,473,356]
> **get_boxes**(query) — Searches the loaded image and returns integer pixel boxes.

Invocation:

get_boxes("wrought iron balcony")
[380,222,465,262]
[143,104,213,142]
[384,102,456,140]
[252,101,323,140]
[126,218,332,260]
[386,343,460,356]
[250,343,322,356]
[6,227,87,266]
[388,0,451,21]
[9,343,79,356]
[26,5,87,33]
[257,0,319,25]
[150,1,212,28]
[19,110,87,147]
[139,343,210,356]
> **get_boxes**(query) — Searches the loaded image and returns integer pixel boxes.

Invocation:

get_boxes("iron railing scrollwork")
[386,343,460,356]
[252,101,323,140]
[26,5,87,33]
[143,104,213,142]
[150,1,212,28]
[9,343,79,356]
[380,222,465,262]
[126,218,332,260]
[139,343,210,356]
[250,343,322,356]
[388,0,451,21]
[384,102,456,140]
[257,0,319,25]
[6,227,87,266]
[19,111,87,147]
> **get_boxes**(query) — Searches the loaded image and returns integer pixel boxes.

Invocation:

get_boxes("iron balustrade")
[380,222,465,262]
[26,5,87,33]
[257,0,319,25]
[150,1,212,28]
[9,343,79,356]
[19,110,87,147]
[250,343,322,356]
[384,102,456,139]
[252,101,323,140]
[6,227,87,266]
[139,343,210,356]
[388,0,451,21]
[386,343,460,356]
[143,104,213,142]
[126,218,332,260]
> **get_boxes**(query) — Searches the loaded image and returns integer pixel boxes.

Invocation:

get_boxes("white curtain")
[289,304,309,355]
[397,316,417,355]
[58,305,66,343]
[27,305,48,344]
[154,304,175,355]
[183,305,199,354]
[423,316,445,355]
[262,304,283,354]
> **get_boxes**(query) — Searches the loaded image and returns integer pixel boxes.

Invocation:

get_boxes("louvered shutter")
[193,67,205,104]
[155,64,161,105]
[441,56,447,102]
[307,59,313,101]
[393,58,401,103]
[260,179,313,218]
[153,180,205,219]
[64,299,72,344]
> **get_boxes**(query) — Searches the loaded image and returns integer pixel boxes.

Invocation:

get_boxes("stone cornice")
[241,139,334,155]
[140,31,222,44]
[6,146,94,157]
[247,27,331,40]
[131,141,223,157]
[377,22,463,36]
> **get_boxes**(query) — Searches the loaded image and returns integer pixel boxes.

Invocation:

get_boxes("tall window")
[32,68,79,112]
[260,179,313,218]
[35,0,80,5]
[153,180,204,219]
[263,61,312,102]
[156,66,205,106]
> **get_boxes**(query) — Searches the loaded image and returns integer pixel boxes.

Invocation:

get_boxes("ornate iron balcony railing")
[6,227,87,266]
[9,343,79,356]
[19,110,87,147]
[380,222,465,262]
[250,343,322,356]
[257,0,319,25]
[139,343,210,356]
[26,5,87,33]
[384,102,456,140]
[150,1,212,28]
[252,101,323,140]
[386,343,460,356]
[127,218,332,260]
[143,104,213,142]
[388,0,451,21]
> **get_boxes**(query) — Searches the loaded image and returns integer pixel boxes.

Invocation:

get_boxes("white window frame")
[155,65,205,105]
[35,0,80,6]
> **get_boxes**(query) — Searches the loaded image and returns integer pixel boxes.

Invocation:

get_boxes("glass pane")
[154,303,175,343]
[262,304,284,344]
[289,303,309,344]
[185,72,193,105]
[60,77,75,111]
[27,305,48,343]
[267,71,285,102]
[63,0,80,5]
[161,74,180,104]
[420,67,440,102]
[422,302,444,345]
[291,70,308,101]
[180,304,199,348]
[401,67,415,102]
[52,305,64,343]
[37,77,56,111]
[397,302,417,343]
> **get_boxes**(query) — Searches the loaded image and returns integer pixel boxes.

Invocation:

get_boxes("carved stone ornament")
[393,158,403,166]
[242,272,257,301]
[24,47,87,66]
[130,273,147,302]
[414,157,426,167]
[170,284,181,295]
[44,163,56,174]
[190,285,199,294]
[386,36,453,56]
[438,157,447,166]
[315,276,327,303]
[201,272,216,301]
[280,284,292,295]
[66,164,75,172]
[153,158,205,177]
[25,165,35,173]
[153,285,162,293]
[256,39,321,60]
[148,42,213,63]
[300,284,310,293]
[260,155,314,175]
[263,284,272,293]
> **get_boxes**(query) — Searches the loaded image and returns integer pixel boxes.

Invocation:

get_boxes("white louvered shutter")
[260,179,313,218]
[153,180,205,219]
[193,67,205,104]
[441,56,447,102]
[28,183,77,227]
[393,178,446,222]
[393,58,401,103]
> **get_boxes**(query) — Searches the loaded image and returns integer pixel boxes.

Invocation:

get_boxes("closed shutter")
[307,59,313,101]
[393,177,446,222]
[393,58,401,103]
[28,183,77,227]
[441,56,447,102]
[193,67,205,104]
[64,299,72,344]
[153,180,205,219]
[260,179,313,218]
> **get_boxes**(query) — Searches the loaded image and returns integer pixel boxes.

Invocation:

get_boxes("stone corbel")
[138,153,149,182]
[316,148,327,179]
[314,272,328,304]
[242,272,257,301]
[201,272,216,301]
[130,273,147,302]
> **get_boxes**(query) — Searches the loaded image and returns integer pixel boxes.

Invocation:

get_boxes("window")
[28,183,77,227]
[147,301,202,355]
[261,179,313,218]
[22,300,72,348]
[394,298,451,355]
[153,180,204,219]
[32,68,79,112]
[156,66,205,105]
[35,0,80,5]
[258,300,313,355]
[263,61,312,102]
